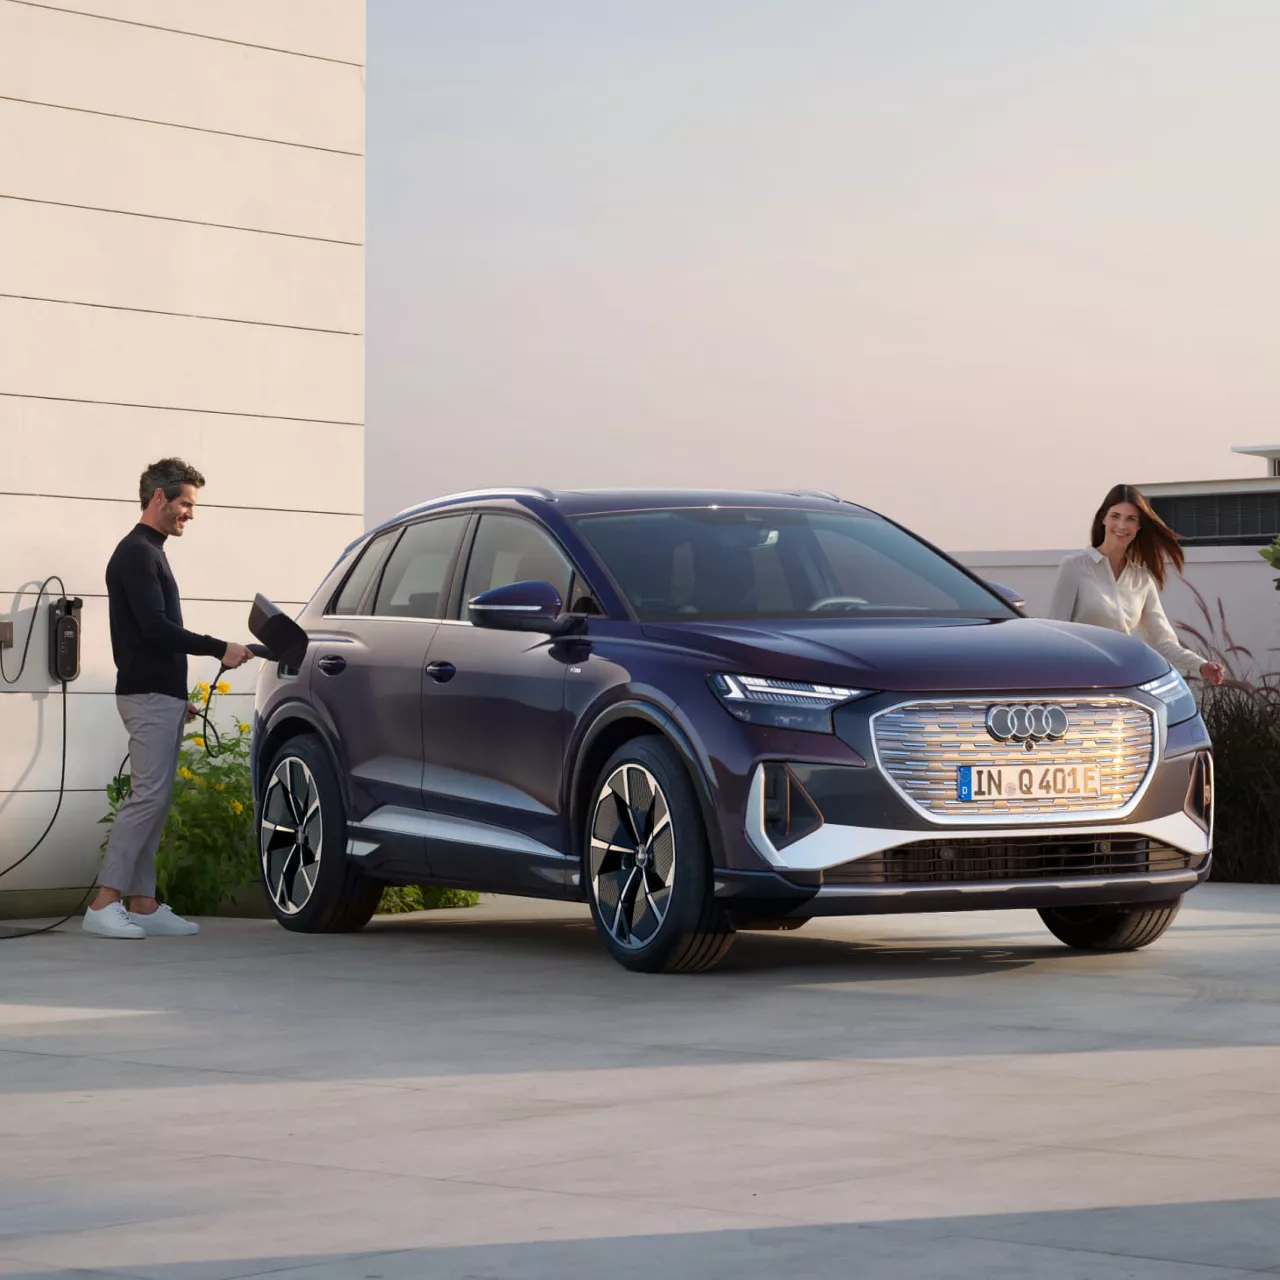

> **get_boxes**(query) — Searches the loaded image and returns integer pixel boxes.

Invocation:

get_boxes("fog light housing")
[1184,751,1214,834]
[761,763,824,850]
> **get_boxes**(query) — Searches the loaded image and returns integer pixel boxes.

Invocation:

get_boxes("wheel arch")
[255,706,349,815]
[568,701,724,875]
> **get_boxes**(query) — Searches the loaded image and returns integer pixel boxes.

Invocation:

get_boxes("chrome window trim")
[867,695,1160,827]
[318,614,440,625]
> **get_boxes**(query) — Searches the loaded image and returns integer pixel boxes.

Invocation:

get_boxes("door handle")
[426,661,456,683]
[317,654,347,676]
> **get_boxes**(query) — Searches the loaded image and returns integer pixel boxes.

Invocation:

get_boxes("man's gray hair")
[139,457,206,509]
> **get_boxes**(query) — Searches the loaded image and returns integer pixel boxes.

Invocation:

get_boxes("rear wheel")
[585,738,734,973]
[1039,900,1181,951]
[260,735,380,933]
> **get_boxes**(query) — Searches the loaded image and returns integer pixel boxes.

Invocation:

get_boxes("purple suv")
[250,488,1214,972]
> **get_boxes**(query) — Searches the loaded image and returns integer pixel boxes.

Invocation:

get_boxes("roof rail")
[333,488,557,562]
[778,488,843,503]
[391,486,556,520]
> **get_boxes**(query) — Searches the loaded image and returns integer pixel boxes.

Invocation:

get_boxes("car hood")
[639,617,1168,692]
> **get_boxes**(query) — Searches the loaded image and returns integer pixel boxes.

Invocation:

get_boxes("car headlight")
[708,674,871,733]
[1140,668,1199,726]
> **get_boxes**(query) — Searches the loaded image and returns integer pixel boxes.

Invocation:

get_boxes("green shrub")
[378,884,480,913]
[1199,678,1280,882]
[1259,534,1280,590]
[100,680,256,915]
[1178,586,1280,883]
[101,681,481,916]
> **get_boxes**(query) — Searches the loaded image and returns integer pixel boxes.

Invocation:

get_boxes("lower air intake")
[823,835,1193,886]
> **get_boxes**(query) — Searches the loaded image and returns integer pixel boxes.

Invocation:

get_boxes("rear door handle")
[317,654,347,676]
[426,661,456,683]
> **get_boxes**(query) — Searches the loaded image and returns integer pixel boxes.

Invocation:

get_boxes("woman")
[1047,484,1225,686]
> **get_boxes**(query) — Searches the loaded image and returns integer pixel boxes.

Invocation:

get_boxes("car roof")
[338,487,875,561]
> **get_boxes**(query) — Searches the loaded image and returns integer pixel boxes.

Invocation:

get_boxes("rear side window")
[330,531,397,616]
[373,516,468,618]
[460,515,574,612]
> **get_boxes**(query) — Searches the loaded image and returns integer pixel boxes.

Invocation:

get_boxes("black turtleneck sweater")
[106,524,225,699]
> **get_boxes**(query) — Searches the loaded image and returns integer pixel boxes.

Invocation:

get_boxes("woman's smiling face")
[1103,502,1141,548]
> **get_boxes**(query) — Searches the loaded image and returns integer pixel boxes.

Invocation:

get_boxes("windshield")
[573,508,1014,622]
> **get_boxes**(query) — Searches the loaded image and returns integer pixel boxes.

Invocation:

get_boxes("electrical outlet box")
[0,620,12,650]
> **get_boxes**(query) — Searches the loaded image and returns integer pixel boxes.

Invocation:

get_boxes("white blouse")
[1046,548,1206,677]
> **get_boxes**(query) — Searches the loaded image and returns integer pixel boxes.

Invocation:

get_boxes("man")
[84,459,255,939]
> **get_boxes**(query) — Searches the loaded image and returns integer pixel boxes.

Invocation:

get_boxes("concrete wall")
[962,547,1278,680]
[0,1,365,916]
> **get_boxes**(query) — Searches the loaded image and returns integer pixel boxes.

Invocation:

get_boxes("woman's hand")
[1199,661,1225,686]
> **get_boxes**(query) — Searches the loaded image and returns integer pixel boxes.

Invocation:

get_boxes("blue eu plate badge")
[956,766,974,802]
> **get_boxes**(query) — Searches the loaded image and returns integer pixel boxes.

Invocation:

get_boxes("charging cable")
[1,606,267,938]
[0,576,95,940]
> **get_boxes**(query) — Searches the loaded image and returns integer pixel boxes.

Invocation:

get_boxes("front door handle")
[426,661,456,683]
[317,654,347,676]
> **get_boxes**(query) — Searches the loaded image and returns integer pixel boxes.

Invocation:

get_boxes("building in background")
[0,2,365,917]
[964,445,1277,676]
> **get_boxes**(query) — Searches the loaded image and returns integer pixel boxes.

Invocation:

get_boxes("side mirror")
[248,593,310,666]
[986,580,1026,613]
[468,581,570,634]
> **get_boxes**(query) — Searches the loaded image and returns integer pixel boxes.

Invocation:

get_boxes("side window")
[372,516,468,619]
[460,515,574,614]
[330,531,397,616]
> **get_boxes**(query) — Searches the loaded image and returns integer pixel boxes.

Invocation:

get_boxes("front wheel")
[1039,900,1181,951]
[259,735,381,933]
[585,738,734,973]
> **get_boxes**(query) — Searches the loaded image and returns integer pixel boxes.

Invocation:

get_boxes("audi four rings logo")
[985,704,1070,743]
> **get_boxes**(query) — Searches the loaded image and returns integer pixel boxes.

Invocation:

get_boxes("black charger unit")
[48,597,83,683]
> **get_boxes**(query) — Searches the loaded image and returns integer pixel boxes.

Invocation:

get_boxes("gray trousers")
[99,693,187,898]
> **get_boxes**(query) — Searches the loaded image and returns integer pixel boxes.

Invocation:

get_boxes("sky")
[366,1,1279,551]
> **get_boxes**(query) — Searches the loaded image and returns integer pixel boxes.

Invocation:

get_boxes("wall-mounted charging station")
[48,597,83,684]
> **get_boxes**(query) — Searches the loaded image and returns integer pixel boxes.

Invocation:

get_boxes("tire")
[1039,900,1182,952]
[259,734,380,933]
[584,738,735,973]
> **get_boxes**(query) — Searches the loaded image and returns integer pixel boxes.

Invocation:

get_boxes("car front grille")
[823,835,1192,886]
[871,698,1155,819]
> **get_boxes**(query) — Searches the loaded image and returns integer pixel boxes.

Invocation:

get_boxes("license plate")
[956,763,1101,801]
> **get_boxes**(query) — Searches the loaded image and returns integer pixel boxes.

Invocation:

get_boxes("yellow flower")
[204,686,213,705]
[177,766,194,781]
[196,681,210,698]
[214,782,225,792]
[231,800,244,816]
[239,723,251,734]
[191,736,205,748]
[216,681,231,696]
[194,777,206,788]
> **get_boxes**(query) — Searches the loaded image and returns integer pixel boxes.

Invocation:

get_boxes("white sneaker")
[128,904,199,937]
[82,901,146,939]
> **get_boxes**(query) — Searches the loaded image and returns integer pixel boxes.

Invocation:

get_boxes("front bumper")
[708,702,1213,920]
[713,859,1211,921]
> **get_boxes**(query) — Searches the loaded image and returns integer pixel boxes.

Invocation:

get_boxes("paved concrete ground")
[2,884,1280,1279]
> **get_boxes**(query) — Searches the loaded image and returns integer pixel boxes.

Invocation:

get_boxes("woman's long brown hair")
[1090,483,1184,588]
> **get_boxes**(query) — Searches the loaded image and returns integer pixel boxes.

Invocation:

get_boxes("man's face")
[155,484,199,536]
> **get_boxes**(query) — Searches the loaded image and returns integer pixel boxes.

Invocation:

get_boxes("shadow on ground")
[2,1198,1278,1278]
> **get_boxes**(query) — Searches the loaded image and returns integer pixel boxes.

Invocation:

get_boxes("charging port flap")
[247,594,309,669]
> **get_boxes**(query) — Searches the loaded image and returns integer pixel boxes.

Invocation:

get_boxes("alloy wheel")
[589,764,675,949]
[260,756,323,914]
